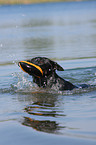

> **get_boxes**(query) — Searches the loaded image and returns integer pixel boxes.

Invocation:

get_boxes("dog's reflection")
[22,117,62,134]
[21,93,65,134]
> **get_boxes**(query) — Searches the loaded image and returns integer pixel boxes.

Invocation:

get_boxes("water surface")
[0,1,96,145]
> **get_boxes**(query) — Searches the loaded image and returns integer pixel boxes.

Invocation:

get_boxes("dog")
[18,57,77,91]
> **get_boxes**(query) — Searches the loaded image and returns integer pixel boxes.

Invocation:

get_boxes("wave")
[0,71,96,96]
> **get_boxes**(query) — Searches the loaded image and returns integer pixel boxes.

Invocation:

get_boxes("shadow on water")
[17,90,96,139]
[21,93,66,134]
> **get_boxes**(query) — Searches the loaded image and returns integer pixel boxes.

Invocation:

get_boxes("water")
[0,1,96,145]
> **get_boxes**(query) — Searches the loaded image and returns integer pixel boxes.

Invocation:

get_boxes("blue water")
[0,1,96,145]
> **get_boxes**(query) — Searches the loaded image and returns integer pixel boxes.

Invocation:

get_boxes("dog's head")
[18,57,64,78]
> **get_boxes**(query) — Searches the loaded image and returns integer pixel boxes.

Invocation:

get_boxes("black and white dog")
[18,57,88,91]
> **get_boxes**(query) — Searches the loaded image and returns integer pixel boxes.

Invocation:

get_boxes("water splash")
[10,71,96,95]
[0,67,96,96]
[11,72,38,93]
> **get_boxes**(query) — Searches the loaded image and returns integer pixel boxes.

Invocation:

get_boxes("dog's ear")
[54,62,64,71]
[50,60,64,71]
